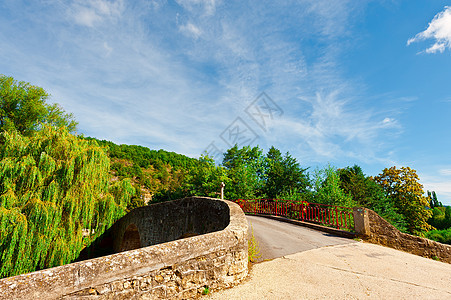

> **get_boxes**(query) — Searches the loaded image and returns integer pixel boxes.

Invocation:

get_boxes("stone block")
[227,260,247,276]
[96,284,112,295]
[154,274,164,284]
[137,291,154,300]
[180,270,206,289]
[353,207,370,237]
[140,278,152,291]
[180,288,197,300]
[110,281,124,292]
[151,286,166,298]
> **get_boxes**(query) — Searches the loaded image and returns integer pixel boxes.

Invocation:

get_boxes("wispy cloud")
[407,6,451,54]
[263,88,402,166]
[380,117,399,129]
[68,0,125,27]
[179,22,203,39]
[439,169,451,176]
[0,0,404,164]
[175,0,220,16]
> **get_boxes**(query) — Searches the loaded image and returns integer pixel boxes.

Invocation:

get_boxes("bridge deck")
[247,215,355,262]
[209,215,451,299]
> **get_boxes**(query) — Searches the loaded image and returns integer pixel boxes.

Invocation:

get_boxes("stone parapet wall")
[353,207,451,263]
[111,197,231,252]
[0,197,248,299]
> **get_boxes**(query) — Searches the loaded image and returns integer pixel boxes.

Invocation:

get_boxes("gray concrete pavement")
[208,215,451,299]
[247,215,355,262]
[209,242,451,299]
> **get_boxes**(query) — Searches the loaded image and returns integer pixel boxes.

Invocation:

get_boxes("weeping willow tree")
[0,126,135,278]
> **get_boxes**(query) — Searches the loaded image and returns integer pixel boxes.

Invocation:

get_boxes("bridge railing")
[234,199,354,231]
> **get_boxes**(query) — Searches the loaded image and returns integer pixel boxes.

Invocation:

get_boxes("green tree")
[446,206,451,227]
[338,165,370,206]
[374,166,432,235]
[183,155,230,198]
[222,145,264,199]
[312,164,355,207]
[428,207,447,230]
[263,146,310,199]
[85,137,202,204]
[338,165,407,231]
[427,190,442,208]
[0,126,134,278]
[0,75,77,136]
[425,227,451,245]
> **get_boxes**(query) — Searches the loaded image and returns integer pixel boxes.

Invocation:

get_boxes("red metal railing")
[234,199,354,231]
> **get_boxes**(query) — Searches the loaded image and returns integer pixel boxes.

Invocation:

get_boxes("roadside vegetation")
[248,223,262,263]
[1,75,449,279]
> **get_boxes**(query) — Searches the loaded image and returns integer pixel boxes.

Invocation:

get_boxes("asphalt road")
[247,215,356,261]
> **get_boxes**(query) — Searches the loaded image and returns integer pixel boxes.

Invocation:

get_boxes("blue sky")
[1,1,451,204]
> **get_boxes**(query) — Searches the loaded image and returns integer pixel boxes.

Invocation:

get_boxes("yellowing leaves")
[374,166,432,235]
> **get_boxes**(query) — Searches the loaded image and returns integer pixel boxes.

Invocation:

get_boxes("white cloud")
[304,0,357,38]
[439,169,451,176]
[73,7,102,27]
[380,117,399,129]
[69,0,124,27]
[176,0,220,16]
[422,180,451,206]
[407,6,451,54]
[103,42,113,56]
[179,22,202,39]
[382,117,392,124]
[266,90,400,164]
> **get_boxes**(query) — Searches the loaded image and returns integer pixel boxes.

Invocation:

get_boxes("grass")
[248,223,262,263]
[201,286,210,295]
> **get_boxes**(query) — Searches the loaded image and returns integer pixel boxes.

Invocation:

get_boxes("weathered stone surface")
[111,197,231,253]
[354,207,451,263]
[0,197,249,299]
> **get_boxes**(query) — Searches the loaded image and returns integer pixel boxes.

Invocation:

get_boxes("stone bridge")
[0,197,248,299]
[1,197,451,299]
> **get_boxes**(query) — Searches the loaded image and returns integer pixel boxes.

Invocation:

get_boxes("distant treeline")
[85,138,447,240]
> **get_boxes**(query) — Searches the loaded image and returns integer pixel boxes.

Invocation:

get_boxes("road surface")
[247,215,355,261]
[208,215,451,299]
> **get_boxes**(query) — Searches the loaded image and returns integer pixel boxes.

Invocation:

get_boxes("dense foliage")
[337,165,407,232]
[84,138,224,203]
[222,145,264,200]
[424,199,451,245]
[424,228,451,245]
[0,126,134,278]
[427,205,451,230]
[222,145,310,201]
[263,147,310,199]
[374,166,432,235]
[91,142,311,204]
[0,75,77,135]
[88,140,446,240]
[312,165,355,207]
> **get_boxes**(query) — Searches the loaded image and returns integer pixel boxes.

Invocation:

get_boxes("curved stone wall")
[353,207,451,263]
[0,197,248,299]
[111,197,230,252]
